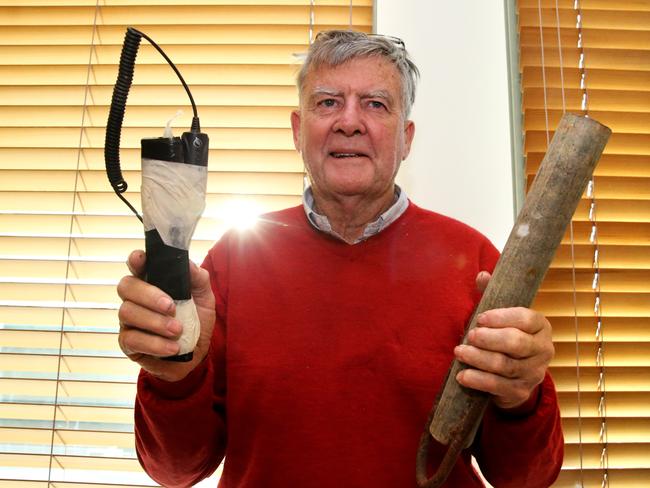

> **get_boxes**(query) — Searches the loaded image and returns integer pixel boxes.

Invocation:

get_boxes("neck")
[311,186,396,244]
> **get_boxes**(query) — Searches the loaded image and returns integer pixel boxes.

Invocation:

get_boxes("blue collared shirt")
[302,185,409,244]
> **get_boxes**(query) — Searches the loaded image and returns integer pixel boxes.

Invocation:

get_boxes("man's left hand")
[453,273,555,410]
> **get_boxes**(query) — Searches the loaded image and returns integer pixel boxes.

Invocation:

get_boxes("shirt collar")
[302,185,409,244]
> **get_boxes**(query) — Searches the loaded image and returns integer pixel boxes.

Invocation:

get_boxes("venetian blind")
[0,1,372,486]
[517,1,650,487]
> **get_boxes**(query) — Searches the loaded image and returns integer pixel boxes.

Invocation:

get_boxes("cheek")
[394,131,409,161]
[378,132,405,164]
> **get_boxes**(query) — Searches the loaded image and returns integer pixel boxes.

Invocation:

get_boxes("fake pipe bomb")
[416,113,611,487]
[140,129,208,361]
[105,27,208,362]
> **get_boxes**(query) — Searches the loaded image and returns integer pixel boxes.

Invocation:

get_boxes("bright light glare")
[221,200,261,230]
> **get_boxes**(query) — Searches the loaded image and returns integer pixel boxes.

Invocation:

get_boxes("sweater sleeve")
[472,372,564,487]
[134,252,228,488]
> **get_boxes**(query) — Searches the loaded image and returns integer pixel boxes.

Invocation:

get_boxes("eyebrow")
[310,87,342,98]
[310,87,394,105]
[362,90,393,103]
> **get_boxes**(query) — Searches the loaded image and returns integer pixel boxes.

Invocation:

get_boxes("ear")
[290,110,301,152]
[401,120,415,160]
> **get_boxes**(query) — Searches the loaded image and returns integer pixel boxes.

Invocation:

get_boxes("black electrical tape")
[145,229,194,362]
[144,229,191,300]
[141,138,184,163]
[181,131,209,166]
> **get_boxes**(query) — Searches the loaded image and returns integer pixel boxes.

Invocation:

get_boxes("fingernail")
[165,341,179,355]
[158,297,173,313]
[166,319,182,336]
[477,313,487,324]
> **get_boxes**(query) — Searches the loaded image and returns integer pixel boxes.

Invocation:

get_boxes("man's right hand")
[117,250,216,382]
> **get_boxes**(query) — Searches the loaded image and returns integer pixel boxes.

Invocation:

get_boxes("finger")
[119,324,180,357]
[126,249,146,278]
[466,326,538,359]
[456,368,533,408]
[118,300,182,339]
[454,344,524,379]
[189,260,212,297]
[475,271,491,293]
[476,307,548,335]
[117,275,176,316]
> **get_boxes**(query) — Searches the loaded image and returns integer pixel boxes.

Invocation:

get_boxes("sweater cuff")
[493,383,542,418]
[139,356,209,400]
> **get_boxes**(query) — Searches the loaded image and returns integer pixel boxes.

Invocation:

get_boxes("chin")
[327,180,373,195]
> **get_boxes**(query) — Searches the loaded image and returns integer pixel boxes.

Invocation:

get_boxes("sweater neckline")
[299,201,418,259]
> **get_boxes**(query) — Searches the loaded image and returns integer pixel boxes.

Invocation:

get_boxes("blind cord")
[47,1,101,485]
[574,2,609,485]
[536,0,550,148]
[349,0,353,29]
[552,0,585,483]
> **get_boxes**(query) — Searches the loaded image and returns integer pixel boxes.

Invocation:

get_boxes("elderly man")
[118,30,563,487]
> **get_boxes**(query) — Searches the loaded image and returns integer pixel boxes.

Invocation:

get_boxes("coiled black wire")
[104,27,143,221]
[104,27,200,222]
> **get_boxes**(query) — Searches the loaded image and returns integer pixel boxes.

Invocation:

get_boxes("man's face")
[291,56,415,204]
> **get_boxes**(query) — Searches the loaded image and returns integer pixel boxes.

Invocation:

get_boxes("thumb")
[189,260,213,299]
[126,249,146,278]
[475,271,491,293]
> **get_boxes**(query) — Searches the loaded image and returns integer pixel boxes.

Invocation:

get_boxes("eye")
[368,100,387,110]
[318,98,337,108]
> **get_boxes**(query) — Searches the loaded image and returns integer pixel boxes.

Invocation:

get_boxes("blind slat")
[517,2,650,484]
[0,3,371,483]
[0,5,373,26]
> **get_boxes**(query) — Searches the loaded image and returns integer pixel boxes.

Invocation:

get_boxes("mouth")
[330,152,368,159]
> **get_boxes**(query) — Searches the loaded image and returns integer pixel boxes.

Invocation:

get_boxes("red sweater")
[135,203,564,487]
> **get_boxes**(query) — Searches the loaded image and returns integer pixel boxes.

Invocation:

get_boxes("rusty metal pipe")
[416,113,611,487]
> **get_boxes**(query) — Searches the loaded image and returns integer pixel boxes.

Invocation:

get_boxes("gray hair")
[297,30,420,117]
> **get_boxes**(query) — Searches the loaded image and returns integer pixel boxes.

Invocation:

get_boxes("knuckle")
[505,330,525,353]
[517,307,537,330]
[500,356,518,378]
[513,333,526,351]
[514,306,529,319]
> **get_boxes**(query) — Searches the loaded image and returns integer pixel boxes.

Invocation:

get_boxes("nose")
[332,101,366,136]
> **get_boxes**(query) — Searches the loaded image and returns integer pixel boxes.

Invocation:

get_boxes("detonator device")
[105,27,208,362]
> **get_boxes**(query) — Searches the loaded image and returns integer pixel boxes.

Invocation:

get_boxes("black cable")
[130,27,199,123]
[104,27,200,222]
[104,27,141,221]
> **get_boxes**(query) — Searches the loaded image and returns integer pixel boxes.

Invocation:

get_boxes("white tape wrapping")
[174,298,201,355]
[141,158,207,250]
[141,157,206,357]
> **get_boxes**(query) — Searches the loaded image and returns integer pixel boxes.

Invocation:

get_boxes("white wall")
[376,0,515,250]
